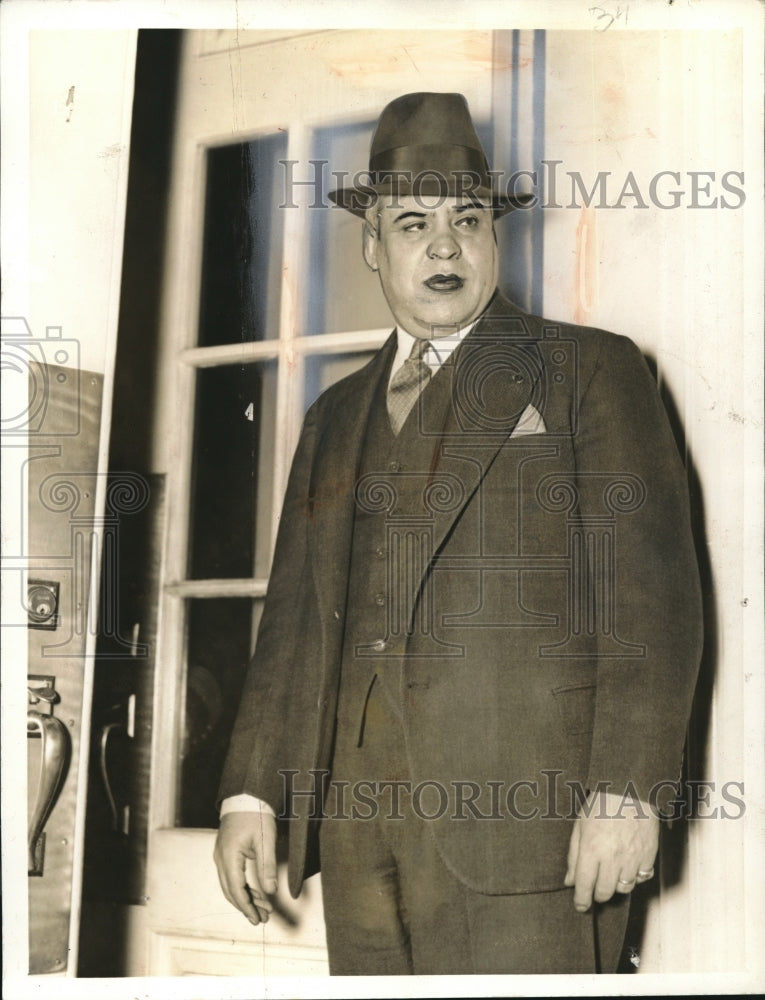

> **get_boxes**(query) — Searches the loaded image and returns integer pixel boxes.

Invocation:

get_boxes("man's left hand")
[564,790,659,912]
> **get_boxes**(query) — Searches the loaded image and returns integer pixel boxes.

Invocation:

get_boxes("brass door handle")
[27,711,70,875]
[100,721,128,834]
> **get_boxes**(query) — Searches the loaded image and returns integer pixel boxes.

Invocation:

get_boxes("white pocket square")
[509,403,546,438]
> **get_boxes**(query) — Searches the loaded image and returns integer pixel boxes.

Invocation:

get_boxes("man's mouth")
[424,273,464,292]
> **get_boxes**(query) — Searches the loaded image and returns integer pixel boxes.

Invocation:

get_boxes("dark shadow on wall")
[615,352,716,973]
[78,29,181,978]
[109,29,181,475]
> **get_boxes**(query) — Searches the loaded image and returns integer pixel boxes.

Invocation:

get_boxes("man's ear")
[362,221,379,272]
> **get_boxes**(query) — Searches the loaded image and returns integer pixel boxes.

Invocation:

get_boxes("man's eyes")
[399,215,482,233]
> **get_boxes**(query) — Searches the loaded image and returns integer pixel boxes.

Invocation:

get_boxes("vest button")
[388,461,401,472]
[372,638,387,652]
[375,546,385,559]
[374,593,386,606]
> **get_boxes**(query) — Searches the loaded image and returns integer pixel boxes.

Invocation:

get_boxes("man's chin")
[412,288,495,336]
[417,308,480,337]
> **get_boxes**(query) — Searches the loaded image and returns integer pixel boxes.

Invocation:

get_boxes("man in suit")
[214,92,703,974]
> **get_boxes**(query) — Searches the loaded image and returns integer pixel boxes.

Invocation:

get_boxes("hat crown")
[327,91,530,217]
[371,92,487,163]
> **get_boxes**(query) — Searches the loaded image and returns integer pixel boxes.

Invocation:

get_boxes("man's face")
[363,195,498,338]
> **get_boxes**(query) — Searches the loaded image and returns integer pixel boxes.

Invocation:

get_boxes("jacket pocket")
[552,682,596,737]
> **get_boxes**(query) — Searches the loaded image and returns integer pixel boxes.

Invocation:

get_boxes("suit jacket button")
[372,639,387,652]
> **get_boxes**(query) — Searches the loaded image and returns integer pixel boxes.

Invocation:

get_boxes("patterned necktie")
[387,338,432,435]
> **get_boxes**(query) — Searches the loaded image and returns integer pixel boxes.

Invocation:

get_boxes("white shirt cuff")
[220,794,276,817]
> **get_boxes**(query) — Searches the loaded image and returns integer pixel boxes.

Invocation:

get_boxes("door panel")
[26,359,103,973]
[80,473,165,912]
[146,28,540,975]
[146,830,328,976]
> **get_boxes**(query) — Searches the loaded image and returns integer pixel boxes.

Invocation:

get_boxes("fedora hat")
[328,92,530,218]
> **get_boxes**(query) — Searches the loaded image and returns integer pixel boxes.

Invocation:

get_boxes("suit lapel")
[416,293,545,589]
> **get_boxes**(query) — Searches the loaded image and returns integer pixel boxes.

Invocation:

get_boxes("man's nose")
[427,229,460,260]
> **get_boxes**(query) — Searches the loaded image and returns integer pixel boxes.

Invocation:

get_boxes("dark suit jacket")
[219,291,703,899]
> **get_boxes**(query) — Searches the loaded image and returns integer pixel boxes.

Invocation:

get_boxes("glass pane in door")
[179,597,263,827]
[304,119,392,336]
[197,133,288,346]
[187,360,277,581]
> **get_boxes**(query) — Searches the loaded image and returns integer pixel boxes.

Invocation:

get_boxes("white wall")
[543,28,762,975]
[24,30,136,374]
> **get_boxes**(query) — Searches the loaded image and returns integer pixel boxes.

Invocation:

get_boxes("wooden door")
[142,28,541,975]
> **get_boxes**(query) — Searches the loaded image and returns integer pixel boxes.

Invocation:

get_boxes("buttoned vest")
[333,349,457,759]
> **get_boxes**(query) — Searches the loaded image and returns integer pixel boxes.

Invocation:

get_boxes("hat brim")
[327,182,533,219]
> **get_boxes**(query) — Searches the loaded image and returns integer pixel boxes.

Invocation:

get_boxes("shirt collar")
[392,320,478,380]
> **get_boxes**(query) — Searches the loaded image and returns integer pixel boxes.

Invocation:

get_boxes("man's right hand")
[213,811,278,925]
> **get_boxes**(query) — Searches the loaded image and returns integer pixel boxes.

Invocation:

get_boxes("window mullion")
[271,124,310,556]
